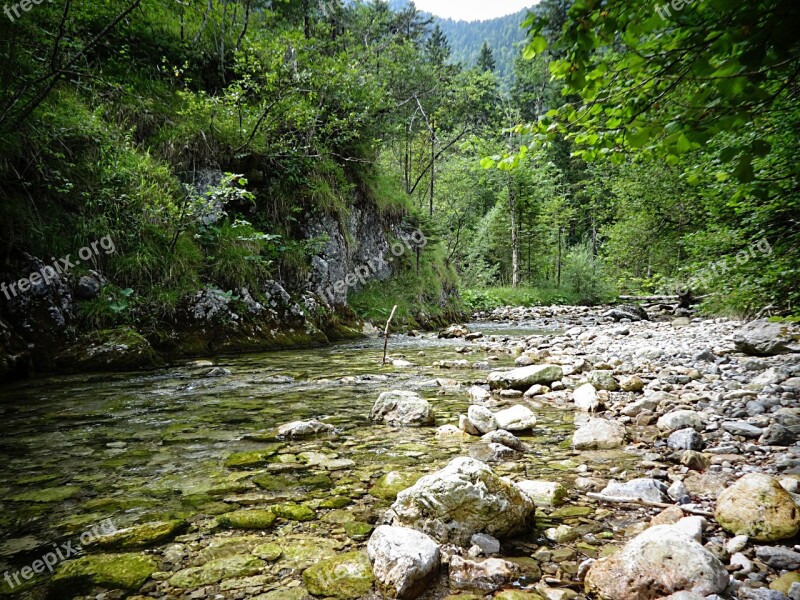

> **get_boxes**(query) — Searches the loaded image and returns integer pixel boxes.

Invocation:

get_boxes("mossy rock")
[9,486,81,503]
[369,471,422,501]
[252,543,282,562]
[770,571,800,594]
[344,521,374,541]
[273,503,316,522]
[51,553,157,593]
[319,495,352,509]
[217,510,276,530]
[549,505,594,519]
[302,551,374,599]
[252,472,332,493]
[494,592,546,600]
[87,520,187,550]
[253,588,308,600]
[169,555,265,589]
[225,446,283,469]
[54,327,164,372]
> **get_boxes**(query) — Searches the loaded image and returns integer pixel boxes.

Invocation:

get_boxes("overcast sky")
[412,0,537,22]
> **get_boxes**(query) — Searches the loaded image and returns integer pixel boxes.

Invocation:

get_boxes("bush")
[563,242,616,304]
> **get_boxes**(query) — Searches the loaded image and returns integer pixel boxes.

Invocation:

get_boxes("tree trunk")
[557,226,563,288]
[508,179,520,288]
[429,123,435,216]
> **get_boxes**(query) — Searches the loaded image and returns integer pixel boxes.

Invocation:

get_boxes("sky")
[412,0,537,22]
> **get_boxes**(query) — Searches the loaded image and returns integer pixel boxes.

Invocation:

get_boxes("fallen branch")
[382,305,398,365]
[586,493,715,517]
[618,295,679,302]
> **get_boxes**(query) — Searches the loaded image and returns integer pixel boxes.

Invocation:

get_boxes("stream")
[0,321,645,599]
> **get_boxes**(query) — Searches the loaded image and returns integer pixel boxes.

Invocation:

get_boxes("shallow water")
[0,325,640,597]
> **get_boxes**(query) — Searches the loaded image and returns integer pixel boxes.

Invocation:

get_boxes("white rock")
[487,364,564,390]
[725,535,749,555]
[585,524,729,600]
[516,480,568,507]
[448,556,519,592]
[600,478,668,503]
[573,383,602,412]
[370,391,435,427]
[467,386,492,404]
[276,419,336,439]
[572,418,626,450]
[367,525,440,599]
[467,405,498,434]
[657,410,705,432]
[673,516,706,543]
[493,405,537,432]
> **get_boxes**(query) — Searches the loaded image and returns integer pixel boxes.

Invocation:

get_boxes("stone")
[760,423,797,446]
[488,364,564,391]
[75,275,102,300]
[302,551,374,599]
[494,405,537,431]
[715,473,800,541]
[217,510,277,530]
[584,525,729,600]
[370,391,435,427]
[726,535,749,554]
[272,503,316,522]
[252,543,282,561]
[468,386,492,404]
[771,572,800,594]
[600,478,668,503]
[276,419,336,439]
[657,410,705,432]
[52,553,158,593]
[619,375,645,392]
[470,441,520,463]
[436,425,472,443]
[545,524,579,543]
[459,414,480,435]
[587,370,619,391]
[573,383,602,412]
[448,556,520,592]
[721,420,764,438]
[681,450,711,471]
[87,520,187,550]
[169,555,264,588]
[572,418,626,450]
[668,480,689,502]
[468,405,498,434]
[470,533,501,554]
[756,546,800,570]
[370,471,423,501]
[733,320,800,356]
[603,305,649,322]
[517,480,568,507]
[388,457,535,545]
[622,396,661,417]
[668,428,704,451]
[482,429,528,451]
[367,526,439,600]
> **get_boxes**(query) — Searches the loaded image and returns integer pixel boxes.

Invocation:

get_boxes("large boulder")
[366,526,439,599]
[487,364,563,391]
[370,391,435,427]
[715,473,800,541]
[603,304,649,322]
[572,418,626,450]
[733,320,800,356]
[584,524,729,600]
[387,457,535,546]
[493,405,537,432]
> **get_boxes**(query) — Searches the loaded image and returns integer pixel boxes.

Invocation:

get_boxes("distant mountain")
[384,1,537,82]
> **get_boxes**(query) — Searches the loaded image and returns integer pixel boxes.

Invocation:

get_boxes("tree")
[426,24,451,67]
[477,41,496,73]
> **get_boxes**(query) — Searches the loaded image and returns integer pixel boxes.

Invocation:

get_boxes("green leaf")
[524,36,548,60]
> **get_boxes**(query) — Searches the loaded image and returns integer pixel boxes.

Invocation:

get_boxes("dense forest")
[0,0,799,377]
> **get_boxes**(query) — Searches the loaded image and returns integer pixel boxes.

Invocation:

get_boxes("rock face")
[584,525,729,600]
[715,473,800,541]
[370,391,435,427]
[493,405,537,432]
[366,526,440,599]
[487,364,563,390]
[572,418,626,450]
[733,320,800,356]
[387,457,535,546]
[277,419,336,439]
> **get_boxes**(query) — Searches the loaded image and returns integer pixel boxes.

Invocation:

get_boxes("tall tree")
[477,41,496,73]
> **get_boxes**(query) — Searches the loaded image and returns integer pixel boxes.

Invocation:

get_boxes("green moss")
[319,495,352,509]
[87,520,187,550]
[169,555,265,589]
[217,510,277,530]
[51,553,157,592]
[9,486,81,503]
[252,543,282,561]
[302,551,374,599]
[225,446,282,469]
[344,521,374,541]
[369,471,422,501]
[273,503,316,522]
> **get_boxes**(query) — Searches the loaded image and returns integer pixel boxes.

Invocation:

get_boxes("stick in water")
[382,305,398,365]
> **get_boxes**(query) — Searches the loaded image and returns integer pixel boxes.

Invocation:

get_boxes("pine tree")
[426,24,451,67]
[477,41,496,72]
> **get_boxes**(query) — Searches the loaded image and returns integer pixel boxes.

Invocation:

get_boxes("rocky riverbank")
[2,305,799,600]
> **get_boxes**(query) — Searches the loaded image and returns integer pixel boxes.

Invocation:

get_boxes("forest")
[0,0,798,370]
